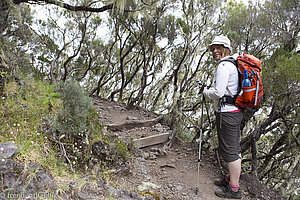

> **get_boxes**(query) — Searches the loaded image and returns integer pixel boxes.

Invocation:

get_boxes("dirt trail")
[113,143,229,200]
[92,97,283,200]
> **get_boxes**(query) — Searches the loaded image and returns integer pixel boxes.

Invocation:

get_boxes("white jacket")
[203,54,240,112]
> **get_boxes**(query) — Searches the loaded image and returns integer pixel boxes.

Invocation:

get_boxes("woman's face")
[210,44,224,61]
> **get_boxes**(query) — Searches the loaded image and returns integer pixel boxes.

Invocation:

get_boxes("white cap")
[208,35,232,52]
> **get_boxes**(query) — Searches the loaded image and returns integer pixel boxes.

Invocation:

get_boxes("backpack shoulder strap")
[218,57,237,66]
[219,57,241,100]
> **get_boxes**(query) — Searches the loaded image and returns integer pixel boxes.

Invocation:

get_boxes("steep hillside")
[92,97,284,200]
[0,94,284,200]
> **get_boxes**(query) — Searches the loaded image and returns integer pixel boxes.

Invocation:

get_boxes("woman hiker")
[199,35,244,199]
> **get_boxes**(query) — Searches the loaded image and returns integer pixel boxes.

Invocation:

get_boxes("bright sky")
[29,0,266,48]
[239,0,264,5]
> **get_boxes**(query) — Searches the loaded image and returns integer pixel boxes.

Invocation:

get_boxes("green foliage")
[0,78,61,171]
[273,52,299,87]
[2,0,299,198]
[243,48,300,198]
[0,2,34,78]
[38,84,61,112]
[0,71,5,77]
[176,18,189,34]
[86,107,104,143]
[112,138,131,162]
[0,77,113,196]
[220,1,266,54]
[37,55,51,64]
[263,49,300,104]
[50,79,92,136]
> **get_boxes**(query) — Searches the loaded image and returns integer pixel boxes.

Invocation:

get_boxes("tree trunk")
[0,0,9,34]
[0,54,7,97]
[251,135,258,176]
[240,103,280,153]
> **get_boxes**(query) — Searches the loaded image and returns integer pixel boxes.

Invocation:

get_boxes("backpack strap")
[218,57,240,107]
[219,56,239,97]
[218,57,237,66]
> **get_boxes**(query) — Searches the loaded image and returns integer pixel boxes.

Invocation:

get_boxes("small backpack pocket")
[237,85,256,103]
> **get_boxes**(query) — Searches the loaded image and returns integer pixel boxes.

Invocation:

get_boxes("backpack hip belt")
[219,95,236,107]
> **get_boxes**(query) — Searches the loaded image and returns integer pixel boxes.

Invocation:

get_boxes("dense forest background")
[0,0,299,199]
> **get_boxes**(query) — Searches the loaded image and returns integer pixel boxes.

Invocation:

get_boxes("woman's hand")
[197,81,206,94]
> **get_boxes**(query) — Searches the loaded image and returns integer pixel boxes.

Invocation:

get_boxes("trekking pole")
[204,98,224,176]
[195,94,205,195]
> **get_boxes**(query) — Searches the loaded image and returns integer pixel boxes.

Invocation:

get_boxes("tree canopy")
[0,0,299,198]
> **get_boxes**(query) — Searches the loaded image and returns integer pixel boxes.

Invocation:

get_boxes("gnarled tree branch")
[13,0,113,12]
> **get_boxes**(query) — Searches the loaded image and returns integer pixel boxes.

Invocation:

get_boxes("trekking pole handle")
[197,81,207,94]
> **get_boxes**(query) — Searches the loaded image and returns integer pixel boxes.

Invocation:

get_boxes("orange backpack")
[222,53,263,108]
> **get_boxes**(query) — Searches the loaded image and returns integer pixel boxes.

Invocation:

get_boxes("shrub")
[50,79,92,136]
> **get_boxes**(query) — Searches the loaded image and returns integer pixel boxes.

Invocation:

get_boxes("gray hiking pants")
[216,110,244,163]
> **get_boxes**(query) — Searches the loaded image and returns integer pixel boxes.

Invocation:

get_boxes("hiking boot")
[214,177,229,188]
[215,184,242,199]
